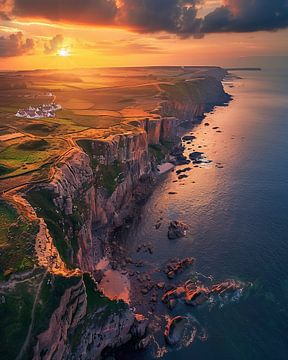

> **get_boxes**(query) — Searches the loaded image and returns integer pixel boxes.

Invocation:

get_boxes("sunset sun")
[57,48,70,57]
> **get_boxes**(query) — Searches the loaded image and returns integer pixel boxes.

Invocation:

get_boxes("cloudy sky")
[0,0,287,69]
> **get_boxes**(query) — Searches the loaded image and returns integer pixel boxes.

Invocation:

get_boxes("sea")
[117,65,288,360]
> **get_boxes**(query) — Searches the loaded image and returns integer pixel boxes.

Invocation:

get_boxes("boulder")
[185,289,209,306]
[157,282,165,290]
[182,135,196,142]
[178,174,188,180]
[189,151,204,163]
[135,335,152,350]
[164,316,187,346]
[176,167,191,175]
[167,298,177,310]
[168,221,188,239]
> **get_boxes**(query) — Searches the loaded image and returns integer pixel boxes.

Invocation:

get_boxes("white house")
[15,101,61,119]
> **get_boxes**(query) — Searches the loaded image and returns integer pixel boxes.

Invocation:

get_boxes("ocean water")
[119,67,288,360]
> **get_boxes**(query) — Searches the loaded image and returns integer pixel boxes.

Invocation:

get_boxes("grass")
[0,275,42,360]
[149,139,176,164]
[160,79,204,103]
[69,274,127,352]
[97,161,122,196]
[23,123,59,136]
[60,109,122,129]
[0,138,66,179]
[83,273,114,314]
[0,200,17,248]
[27,187,91,268]
[0,200,38,280]
[0,143,51,168]
[33,274,82,337]
[26,188,73,268]
[0,164,15,176]
[84,273,127,315]
[78,139,123,196]
[0,271,125,360]
[149,144,166,163]
[77,139,99,168]
[18,139,49,151]
[23,119,86,136]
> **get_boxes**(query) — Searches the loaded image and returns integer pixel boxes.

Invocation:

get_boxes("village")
[15,102,62,119]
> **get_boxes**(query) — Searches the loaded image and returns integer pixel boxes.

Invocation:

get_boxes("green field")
[0,138,66,179]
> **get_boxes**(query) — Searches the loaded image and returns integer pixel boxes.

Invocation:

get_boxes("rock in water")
[168,221,188,239]
[189,151,204,163]
[135,335,152,350]
[164,316,187,345]
[182,135,196,142]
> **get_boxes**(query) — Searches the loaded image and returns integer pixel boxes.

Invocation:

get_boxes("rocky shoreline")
[90,80,235,357]
[1,68,234,359]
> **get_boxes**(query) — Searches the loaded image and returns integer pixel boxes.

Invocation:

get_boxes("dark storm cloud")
[201,0,288,33]
[5,0,288,36]
[117,0,201,34]
[0,32,34,56]
[13,0,117,25]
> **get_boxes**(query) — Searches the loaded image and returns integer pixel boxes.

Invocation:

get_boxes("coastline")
[96,76,234,356]
[0,67,232,359]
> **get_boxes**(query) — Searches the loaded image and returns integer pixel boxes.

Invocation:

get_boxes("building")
[15,102,61,119]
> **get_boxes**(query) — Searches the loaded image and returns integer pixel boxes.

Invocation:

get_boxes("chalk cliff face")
[25,73,229,359]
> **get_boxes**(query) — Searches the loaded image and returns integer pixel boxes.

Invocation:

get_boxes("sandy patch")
[99,269,131,304]
[157,162,175,174]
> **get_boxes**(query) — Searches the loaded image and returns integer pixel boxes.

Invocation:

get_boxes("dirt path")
[15,271,48,360]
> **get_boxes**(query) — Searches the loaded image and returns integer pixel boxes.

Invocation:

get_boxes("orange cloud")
[0,31,34,56]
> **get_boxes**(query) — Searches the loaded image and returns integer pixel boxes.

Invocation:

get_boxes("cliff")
[0,72,230,360]
[31,274,146,360]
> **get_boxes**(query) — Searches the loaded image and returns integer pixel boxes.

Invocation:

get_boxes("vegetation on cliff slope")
[0,200,38,280]
[69,273,128,352]
[26,188,86,268]
[0,272,43,360]
[149,140,175,164]
[78,139,123,196]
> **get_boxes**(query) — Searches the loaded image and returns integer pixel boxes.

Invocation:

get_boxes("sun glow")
[57,48,70,57]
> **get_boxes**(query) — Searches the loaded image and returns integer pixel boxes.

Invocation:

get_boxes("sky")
[0,0,288,70]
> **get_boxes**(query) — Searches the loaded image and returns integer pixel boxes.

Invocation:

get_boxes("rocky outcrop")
[33,278,87,360]
[32,275,147,360]
[144,118,161,144]
[162,279,247,309]
[164,257,194,279]
[66,310,147,360]
[164,316,187,346]
[140,116,180,145]
[168,221,189,239]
